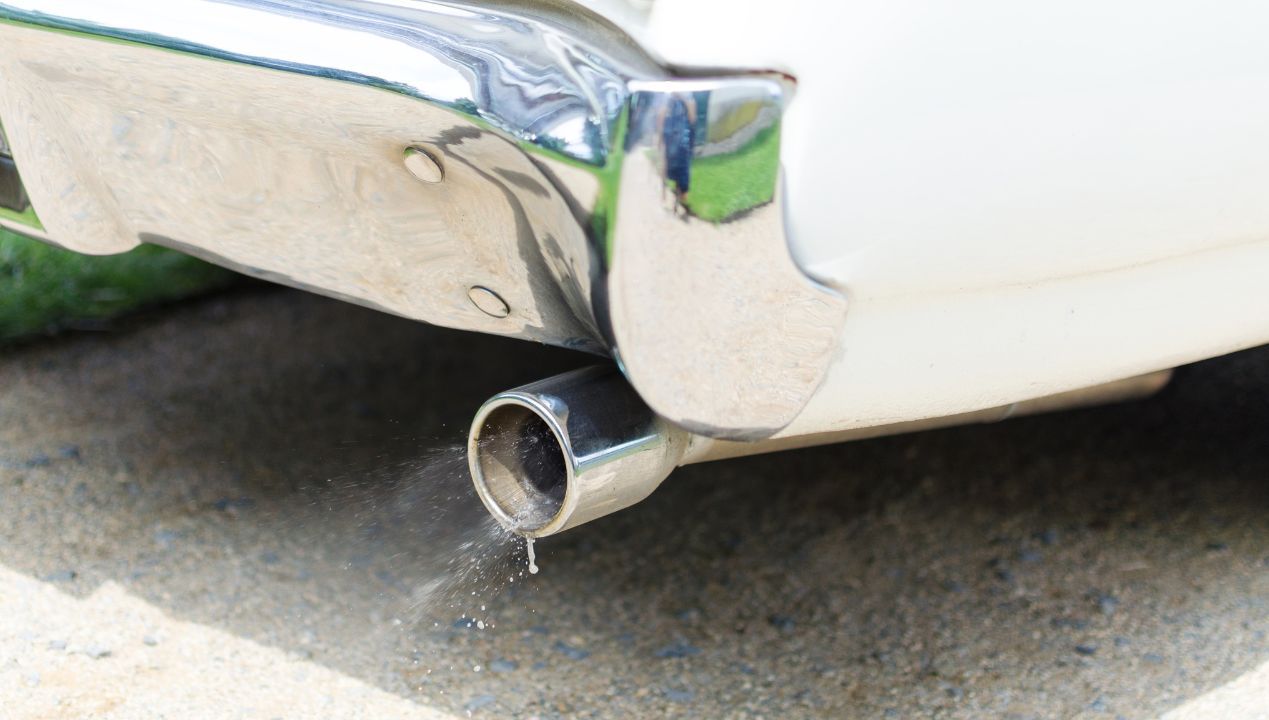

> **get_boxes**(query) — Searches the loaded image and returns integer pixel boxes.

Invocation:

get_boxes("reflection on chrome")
[1,0,652,166]
[0,0,846,437]
[0,117,42,237]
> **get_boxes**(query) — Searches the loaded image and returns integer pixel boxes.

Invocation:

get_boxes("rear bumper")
[0,0,845,440]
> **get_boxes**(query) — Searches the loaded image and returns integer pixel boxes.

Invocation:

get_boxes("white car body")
[3,1,1264,530]
[589,0,1269,437]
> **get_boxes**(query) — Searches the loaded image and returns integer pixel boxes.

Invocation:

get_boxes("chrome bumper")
[0,0,846,439]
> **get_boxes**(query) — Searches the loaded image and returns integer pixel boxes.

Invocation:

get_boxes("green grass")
[682,122,781,223]
[0,229,238,341]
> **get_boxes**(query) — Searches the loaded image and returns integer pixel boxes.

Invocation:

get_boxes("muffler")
[469,365,1172,537]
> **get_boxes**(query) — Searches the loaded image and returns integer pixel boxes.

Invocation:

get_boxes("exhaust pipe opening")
[471,400,570,534]
[469,366,691,538]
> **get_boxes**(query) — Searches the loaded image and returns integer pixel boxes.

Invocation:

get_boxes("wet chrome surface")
[0,0,846,437]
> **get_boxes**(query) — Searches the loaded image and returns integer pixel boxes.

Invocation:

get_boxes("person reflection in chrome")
[660,94,697,215]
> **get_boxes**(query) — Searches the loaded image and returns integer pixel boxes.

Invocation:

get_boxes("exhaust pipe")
[468,366,691,538]
[469,365,1172,537]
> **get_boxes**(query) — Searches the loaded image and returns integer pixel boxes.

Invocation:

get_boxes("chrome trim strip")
[0,0,846,437]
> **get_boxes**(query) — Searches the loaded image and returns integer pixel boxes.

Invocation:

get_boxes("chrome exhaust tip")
[468,366,690,538]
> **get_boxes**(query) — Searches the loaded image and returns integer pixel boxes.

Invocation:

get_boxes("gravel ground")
[0,287,1265,719]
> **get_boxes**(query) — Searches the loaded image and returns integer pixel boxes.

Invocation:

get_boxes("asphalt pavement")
[0,286,1265,719]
